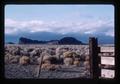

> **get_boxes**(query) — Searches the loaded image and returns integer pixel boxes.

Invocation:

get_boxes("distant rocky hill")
[19,37,84,45]
[6,42,15,44]
[58,37,83,45]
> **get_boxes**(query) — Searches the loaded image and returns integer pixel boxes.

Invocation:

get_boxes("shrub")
[85,55,90,61]
[64,58,73,66]
[74,58,80,61]
[63,51,73,58]
[40,51,50,57]
[84,61,90,70]
[20,50,30,56]
[63,51,80,58]
[11,47,21,55]
[37,57,42,64]
[43,60,51,64]
[30,49,41,57]
[83,61,90,66]
[56,47,61,54]
[43,55,52,62]
[27,48,34,52]
[41,64,60,71]
[48,64,60,71]
[41,63,51,70]
[79,55,86,61]
[72,52,80,58]
[30,56,38,64]
[46,48,56,55]
[19,56,30,65]
[5,54,20,64]
[42,55,58,64]
[49,56,58,64]
[10,56,20,64]
[73,60,80,66]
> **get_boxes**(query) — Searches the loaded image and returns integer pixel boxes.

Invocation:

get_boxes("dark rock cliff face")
[19,37,84,45]
[6,42,15,44]
[19,37,47,44]
[59,37,83,45]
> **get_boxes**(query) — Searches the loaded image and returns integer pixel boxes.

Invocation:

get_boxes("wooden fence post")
[89,37,101,79]
[35,55,44,78]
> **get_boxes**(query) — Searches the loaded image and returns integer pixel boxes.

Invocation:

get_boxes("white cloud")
[105,30,114,37]
[5,18,114,37]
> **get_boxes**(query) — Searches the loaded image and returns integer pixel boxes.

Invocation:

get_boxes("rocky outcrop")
[19,37,47,44]
[19,37,84,45]
[59,37,83,45]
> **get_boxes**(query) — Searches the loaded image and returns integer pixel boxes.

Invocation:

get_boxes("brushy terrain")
[4,44,114,79]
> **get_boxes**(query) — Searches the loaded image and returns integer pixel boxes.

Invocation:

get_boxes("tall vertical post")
[36,55,44,78]
[89,37,100,79]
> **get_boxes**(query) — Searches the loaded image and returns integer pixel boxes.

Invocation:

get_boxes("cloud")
[5,18,114,37]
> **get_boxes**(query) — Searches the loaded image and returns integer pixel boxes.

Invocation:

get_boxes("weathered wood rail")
[89,37,115,79]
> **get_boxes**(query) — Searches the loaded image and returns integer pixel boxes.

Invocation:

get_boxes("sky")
[5,5,114,43]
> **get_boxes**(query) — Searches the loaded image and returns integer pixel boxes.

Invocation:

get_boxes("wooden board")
[100,47,114,52]
[101,69,115,78]
[101,57,115,65]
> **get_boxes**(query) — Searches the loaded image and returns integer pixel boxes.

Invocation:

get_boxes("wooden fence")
[89,37,115,79]
[35,37,115,79]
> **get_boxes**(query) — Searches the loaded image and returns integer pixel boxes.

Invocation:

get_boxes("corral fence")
[89,37,115,79]
[36,37,115,79]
